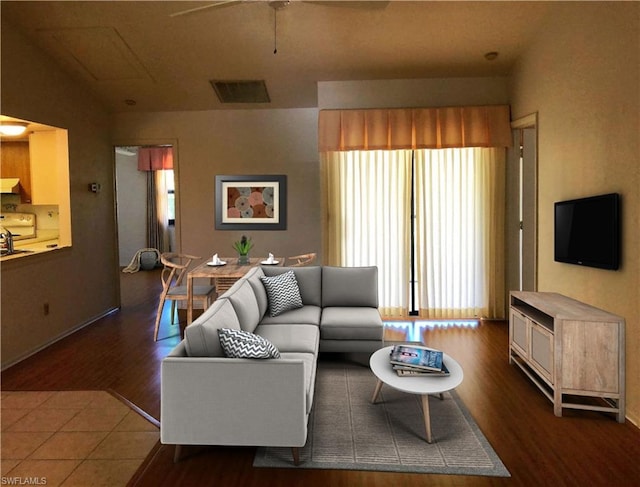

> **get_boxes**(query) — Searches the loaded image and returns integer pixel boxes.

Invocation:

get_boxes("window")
[165,169,175,226]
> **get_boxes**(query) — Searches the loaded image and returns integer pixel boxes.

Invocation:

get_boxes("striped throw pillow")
[218,328,280,359]
[260,270,303,317]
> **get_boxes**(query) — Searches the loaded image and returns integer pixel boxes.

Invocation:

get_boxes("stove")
[0,212,37,240]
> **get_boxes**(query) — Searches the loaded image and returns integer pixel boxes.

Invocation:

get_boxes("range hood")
[0,178,20,194]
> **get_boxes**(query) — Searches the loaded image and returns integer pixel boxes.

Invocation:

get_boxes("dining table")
[186,256,285,325]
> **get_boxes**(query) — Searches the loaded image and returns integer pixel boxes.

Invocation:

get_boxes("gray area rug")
[254,360,510,477]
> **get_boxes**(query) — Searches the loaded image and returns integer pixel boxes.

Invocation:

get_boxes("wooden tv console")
[509,291,625,422]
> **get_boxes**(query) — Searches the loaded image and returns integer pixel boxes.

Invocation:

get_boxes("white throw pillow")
[218,328,280,359]
[260,270,304,317]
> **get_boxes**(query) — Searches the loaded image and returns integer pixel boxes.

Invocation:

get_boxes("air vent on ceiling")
[210,80,271,104]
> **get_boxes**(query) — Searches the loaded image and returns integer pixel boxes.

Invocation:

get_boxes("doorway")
[506,114,538,294]
[114,145,176,268]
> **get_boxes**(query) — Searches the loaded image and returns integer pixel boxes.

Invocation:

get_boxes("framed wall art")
[215,174,287,230]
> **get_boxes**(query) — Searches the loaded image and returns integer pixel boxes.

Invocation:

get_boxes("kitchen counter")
[16,239,59,251]
[1,230,61,261]
[1,241,60,260]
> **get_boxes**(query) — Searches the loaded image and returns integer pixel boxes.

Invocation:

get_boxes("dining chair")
[287,252,317,267]
[154,252,216,341]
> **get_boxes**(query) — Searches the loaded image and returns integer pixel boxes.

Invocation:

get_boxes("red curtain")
[137,147,173,171]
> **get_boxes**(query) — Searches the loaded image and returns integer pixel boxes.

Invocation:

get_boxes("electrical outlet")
[43,302,50,315]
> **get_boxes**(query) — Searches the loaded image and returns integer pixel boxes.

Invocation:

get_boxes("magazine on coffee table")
[389,344,445,372]
[393,361,450,376]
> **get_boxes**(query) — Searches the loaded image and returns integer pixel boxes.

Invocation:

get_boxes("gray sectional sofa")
[160,265,383,464]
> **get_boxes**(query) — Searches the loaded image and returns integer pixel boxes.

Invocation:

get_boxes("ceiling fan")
[169,0,389,18]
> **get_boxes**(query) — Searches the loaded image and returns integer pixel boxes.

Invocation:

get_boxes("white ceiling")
[2,1,555,112]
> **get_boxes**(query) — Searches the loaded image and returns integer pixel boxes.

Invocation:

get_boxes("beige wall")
[318,77,509,108]
[509,3,640,424]
[112,109,321,266]
[1,19,118,367]
[115,151,147,266]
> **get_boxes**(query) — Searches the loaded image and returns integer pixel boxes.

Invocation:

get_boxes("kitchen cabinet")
[509,291,625,422]
[0,141,32,202]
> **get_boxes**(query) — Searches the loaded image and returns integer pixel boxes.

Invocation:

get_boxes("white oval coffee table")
[369,345,464,443]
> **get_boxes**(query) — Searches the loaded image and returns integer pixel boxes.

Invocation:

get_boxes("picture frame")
[215,174,287,230]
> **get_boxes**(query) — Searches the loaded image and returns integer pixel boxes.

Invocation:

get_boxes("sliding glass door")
[322,147,506,319]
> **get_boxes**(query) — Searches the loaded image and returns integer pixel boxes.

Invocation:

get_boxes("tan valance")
[318,105,512,152]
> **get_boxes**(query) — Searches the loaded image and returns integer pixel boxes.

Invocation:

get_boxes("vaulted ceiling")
[2,1,554,112]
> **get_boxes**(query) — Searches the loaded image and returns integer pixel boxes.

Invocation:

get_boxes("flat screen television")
[554,193,620,270]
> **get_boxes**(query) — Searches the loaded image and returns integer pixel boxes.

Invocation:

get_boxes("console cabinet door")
[561,320,619,393]
[510,309,529,358]
[530,322,554,382]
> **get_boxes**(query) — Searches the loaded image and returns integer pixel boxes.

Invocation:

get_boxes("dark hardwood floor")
[2,270,639,486]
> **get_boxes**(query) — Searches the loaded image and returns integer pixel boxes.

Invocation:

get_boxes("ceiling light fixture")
[0,122,28,136]
[484,51,499,61]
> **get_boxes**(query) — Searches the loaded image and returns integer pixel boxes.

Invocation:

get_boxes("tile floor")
[1,390,159,486]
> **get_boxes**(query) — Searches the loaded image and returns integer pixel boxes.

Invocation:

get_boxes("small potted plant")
[233,235,254,265]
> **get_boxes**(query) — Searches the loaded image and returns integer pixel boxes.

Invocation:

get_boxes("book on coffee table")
[389,344,445,372]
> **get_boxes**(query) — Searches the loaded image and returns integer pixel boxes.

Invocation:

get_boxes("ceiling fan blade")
[169,1,241,18]
[303,1,390,10]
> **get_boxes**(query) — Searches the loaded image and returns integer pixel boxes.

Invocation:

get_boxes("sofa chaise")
[160,265,383,464]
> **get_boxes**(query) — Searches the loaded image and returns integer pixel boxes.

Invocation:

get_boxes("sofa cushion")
[262,266,322,307]
[322,266,379,307]
[218,328,281,359]
[320,307,384,341]
[184,298,241,357]
[224,278,261,333]
[261,270,304,317]
[258,305,322,327]
[244,267,268,318]
[255,324,319,354]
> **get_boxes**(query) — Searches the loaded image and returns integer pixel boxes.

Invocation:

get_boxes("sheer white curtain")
[414,147,505,319]
[321,147,506,319]
[322,150,412,316]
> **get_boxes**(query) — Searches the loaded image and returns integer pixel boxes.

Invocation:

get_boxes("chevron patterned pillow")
[218,328,281,359]
[260,270,304,317]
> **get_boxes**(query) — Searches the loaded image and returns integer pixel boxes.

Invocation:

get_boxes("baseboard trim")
[1,307,120,371]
